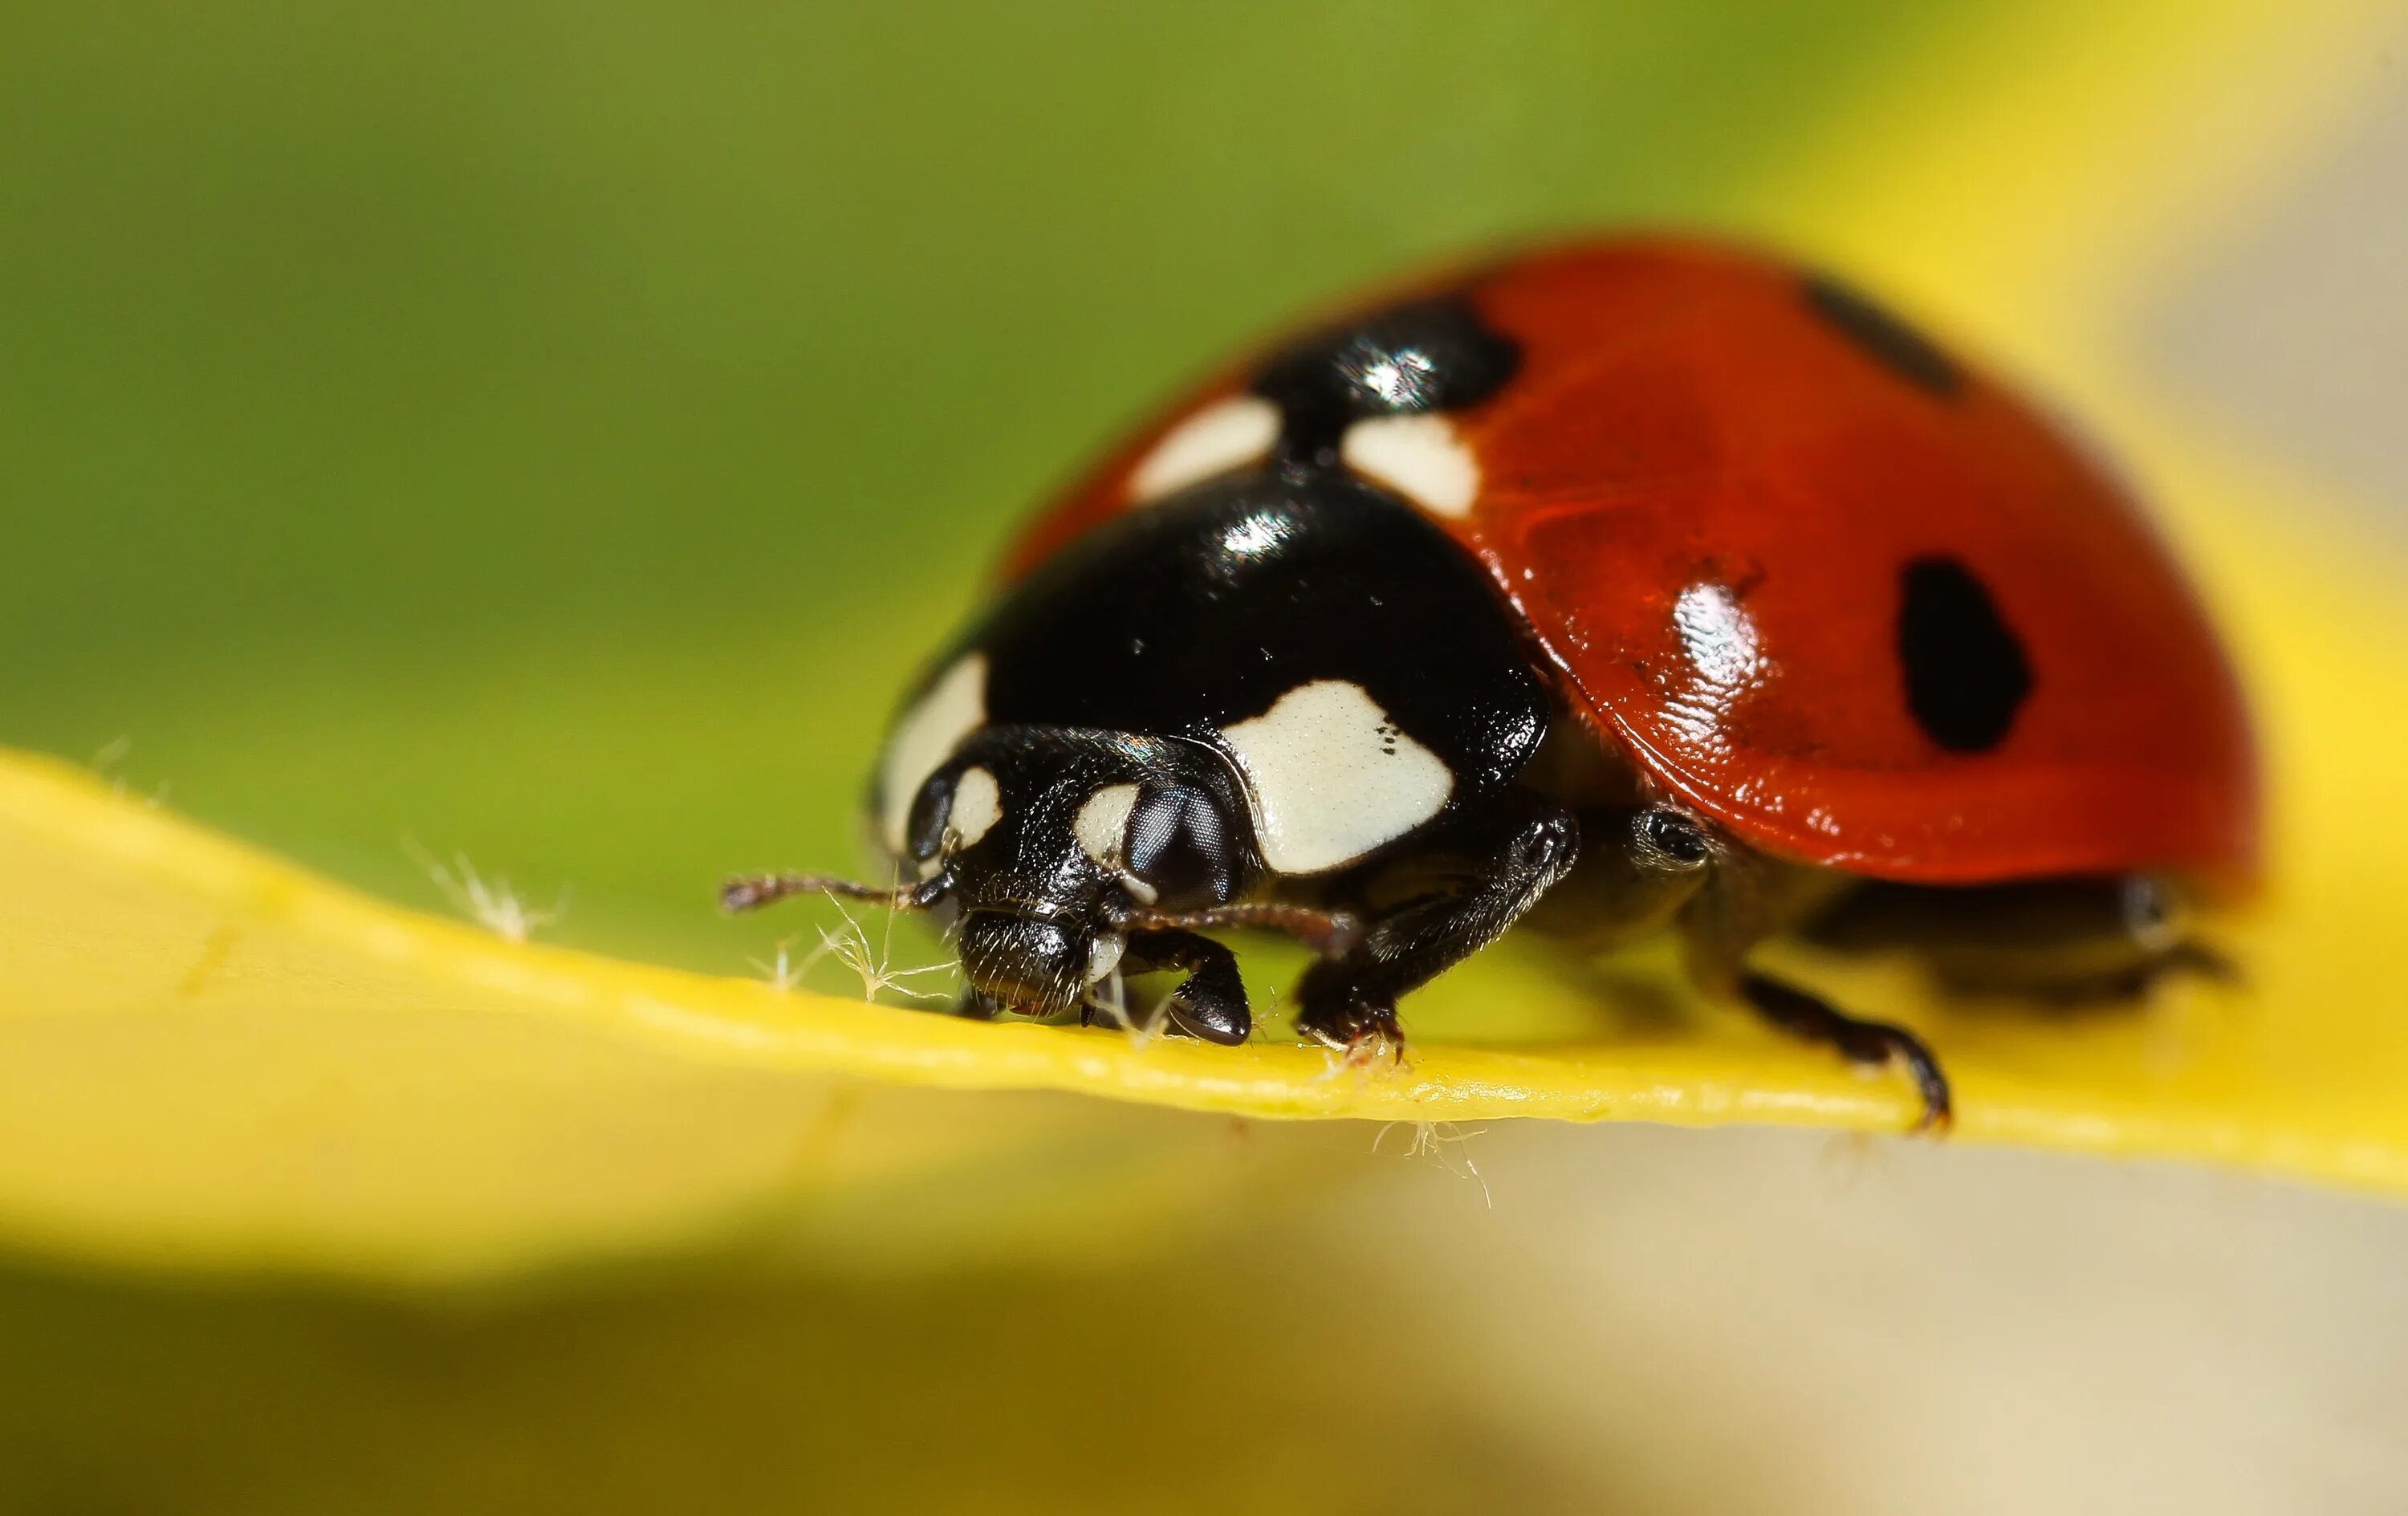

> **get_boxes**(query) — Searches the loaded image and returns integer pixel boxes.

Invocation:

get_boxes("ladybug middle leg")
[1291,797,1580,1059]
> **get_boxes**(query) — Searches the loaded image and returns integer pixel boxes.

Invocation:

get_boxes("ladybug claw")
[1296,990,1408,1073]
[1737,971,1954,1137]
[1895,1038,1954,1136]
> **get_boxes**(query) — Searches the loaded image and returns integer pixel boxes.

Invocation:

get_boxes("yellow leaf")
[7,417,2408,1280]
[5,0,2405,1294]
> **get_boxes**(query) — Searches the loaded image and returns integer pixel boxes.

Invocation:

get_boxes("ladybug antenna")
[1107,901,1363,961]
[720,872,950,916]
[721,876,1361,961]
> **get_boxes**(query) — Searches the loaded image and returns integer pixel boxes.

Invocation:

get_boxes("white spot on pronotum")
[879,652,987,852]
[1128,395,1281,502]
[1340,413,1480,518]
[1214,680,1453,875]
[948,765,1003,849]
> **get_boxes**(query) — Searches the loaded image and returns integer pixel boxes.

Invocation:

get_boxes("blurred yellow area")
[2,0,2405,1303]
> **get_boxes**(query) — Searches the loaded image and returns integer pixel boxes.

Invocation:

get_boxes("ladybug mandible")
[726,238,2257,1131]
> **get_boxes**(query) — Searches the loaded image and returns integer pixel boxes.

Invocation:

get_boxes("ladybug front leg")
[1116,929,1253,1046]
[1291,799,1580,1060]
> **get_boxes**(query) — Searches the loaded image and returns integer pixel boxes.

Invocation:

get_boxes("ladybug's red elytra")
[726,237,2258,1131]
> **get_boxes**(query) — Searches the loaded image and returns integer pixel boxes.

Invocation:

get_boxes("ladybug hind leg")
[1804,875,2232,1003]
[1670,833,1954,1132]
[1735,973,1953,1133]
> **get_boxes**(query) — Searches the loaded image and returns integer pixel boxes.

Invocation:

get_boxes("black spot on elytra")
[1251,294,1519,465]
[1897,556,2031,752]
[1802,274,1962,399]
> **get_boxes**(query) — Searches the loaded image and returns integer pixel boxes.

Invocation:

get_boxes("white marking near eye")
[948,765,1003,849]
[1340,413,1479,518]
[1128,395,1281,502]
[878,652,987,853]
[1214,680,1452,875]
[1073,782,1140,866]
[1072,781,1157,903]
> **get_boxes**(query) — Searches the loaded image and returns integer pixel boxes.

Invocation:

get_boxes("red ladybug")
[727,237,2258,1131]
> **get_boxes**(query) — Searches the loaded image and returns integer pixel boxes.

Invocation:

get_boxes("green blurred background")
[10,2,2408,1511]
[0,0,1946,970]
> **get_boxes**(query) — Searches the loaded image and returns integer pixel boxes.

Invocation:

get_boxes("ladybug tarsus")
[1300,1007,1409,1071]
[1739,972,1954,1134]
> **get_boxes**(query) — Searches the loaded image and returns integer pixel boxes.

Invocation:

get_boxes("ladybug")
[726,237,2256,1130]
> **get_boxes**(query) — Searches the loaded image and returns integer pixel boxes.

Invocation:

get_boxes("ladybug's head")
[739,727,1352,1025]
[910,728,1255,1015]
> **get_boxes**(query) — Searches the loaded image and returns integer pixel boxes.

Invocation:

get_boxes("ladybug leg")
[1736,973,1954,1134]
[1116,929,1253,1045]
[1292,800,1580,1058]
[2005,875,2235,1002]
[1674,836,1949,1132]
[1805,875,2231,1002]
[2057,939,2237,1002]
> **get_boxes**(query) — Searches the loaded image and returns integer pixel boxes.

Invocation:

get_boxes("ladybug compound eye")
[1123,784,1236,905]
[1074,782,1235,907]
[1633,806,1713,870]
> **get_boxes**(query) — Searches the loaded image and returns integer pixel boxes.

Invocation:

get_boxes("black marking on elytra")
[1897,556,2032,752]
[1802,274,1962,399]
[1251,294,1520,467]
